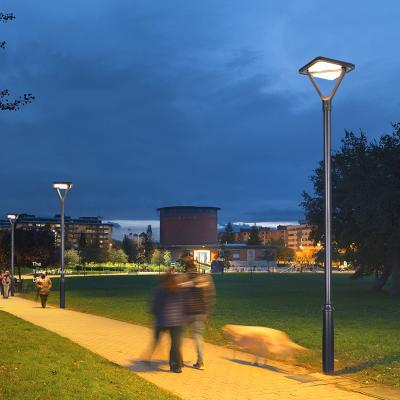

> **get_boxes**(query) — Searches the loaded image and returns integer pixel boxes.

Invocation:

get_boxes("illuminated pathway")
[2,297,398,400]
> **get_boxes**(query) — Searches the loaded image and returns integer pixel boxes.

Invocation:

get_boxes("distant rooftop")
[0,214,113,227]
[157,206,220,211]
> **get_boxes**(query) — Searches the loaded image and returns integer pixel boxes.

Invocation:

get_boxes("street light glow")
[7,214,18,220]
[53,182,73,190]
[308,61,343,80]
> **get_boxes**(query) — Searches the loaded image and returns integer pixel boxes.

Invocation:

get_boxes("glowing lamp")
[53,182,73,190]
[299,56,354,80]
[299,56,354,101]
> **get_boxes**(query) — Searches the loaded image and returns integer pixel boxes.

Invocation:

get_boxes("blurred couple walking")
[150,258,215,373]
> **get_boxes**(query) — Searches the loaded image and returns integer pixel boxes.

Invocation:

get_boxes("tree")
[111,239,122,250]
[133,233,147,266]
[151,249,161,265]
[65,249,80,268]
[78,233,88,264]
[162,250,172,266]
[220,222,235,243]
[0,228,56,278]
[89,241,109,264]
[268,239,295,263]
[247,225,261,245]
[79,236,108,264]
[294,247,319,266]
[122,235,138,262]
[1,12,34,110]
[109,249,128,264]
[302,125,400,296]
[146,225,153,241]
[143,225,153,262]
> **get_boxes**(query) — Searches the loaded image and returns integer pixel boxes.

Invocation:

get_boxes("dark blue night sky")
[1,1,399,223]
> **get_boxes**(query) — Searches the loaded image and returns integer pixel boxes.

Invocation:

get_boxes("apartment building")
[234,225,288,245]
[0,214,113,249]
[229,223,317,251]
[286,224,316,250]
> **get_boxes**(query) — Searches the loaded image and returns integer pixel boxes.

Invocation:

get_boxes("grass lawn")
[0,311,179,400]
[21,273,400,387]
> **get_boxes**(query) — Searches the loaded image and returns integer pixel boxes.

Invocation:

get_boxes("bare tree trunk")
[372,265,391,292]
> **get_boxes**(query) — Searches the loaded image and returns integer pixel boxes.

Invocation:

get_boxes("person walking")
[35,272,52,308]
[151,272,186,373]
[185,264,215,370]
[2,271,11,299]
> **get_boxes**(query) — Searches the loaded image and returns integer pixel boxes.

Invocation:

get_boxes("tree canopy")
[162,250,172,266]
[151,248,161,265]
[1,11,34,110]
[247,225,261,245]
[268,238,295,263]
[302,124,400,296]
[143,225,154,262]
[109,249,128,264]
[65,249,80,267]
[122,235,138,262]
[220,222,235,243]
[0,228,56,278]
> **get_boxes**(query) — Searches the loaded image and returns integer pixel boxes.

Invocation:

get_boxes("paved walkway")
[1,297,398,400]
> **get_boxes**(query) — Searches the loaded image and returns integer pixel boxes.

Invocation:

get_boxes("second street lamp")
[53,181,73,309]
[7,213,18,296]
[299,56,354,374]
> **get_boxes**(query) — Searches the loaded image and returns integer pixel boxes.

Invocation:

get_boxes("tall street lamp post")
[7,213,19,296]
[299,57,354,374]
[53,181,73,309]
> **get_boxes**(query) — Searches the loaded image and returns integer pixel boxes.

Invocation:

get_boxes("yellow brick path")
[1,297,397,400]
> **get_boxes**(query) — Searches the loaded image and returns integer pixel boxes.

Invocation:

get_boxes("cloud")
[1,0,399,222]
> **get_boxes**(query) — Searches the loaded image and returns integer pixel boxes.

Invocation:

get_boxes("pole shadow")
[335,353,400,375]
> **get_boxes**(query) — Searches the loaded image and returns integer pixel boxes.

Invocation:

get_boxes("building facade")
[158,206,220,247]
[234,226,288,245]
[158,206,277,269]
[157,206,220,265]
[220,244,277,270]
[230,223,317,251]
[0,214,113,249]
[286,224,315,251]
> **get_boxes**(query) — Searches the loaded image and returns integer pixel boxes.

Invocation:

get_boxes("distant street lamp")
[299,57,354,374]
[7,213,18,296]
[53,181,73,309]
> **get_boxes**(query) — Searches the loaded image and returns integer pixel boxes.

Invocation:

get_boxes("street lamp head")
[299,56,354,80]
[53,181,73,203]
[299,56,355,101]
[53,182,73,190]
[7,214,18,221]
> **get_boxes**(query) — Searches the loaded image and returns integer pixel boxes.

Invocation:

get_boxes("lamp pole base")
[322,304,334,374]
[60,277,66,309]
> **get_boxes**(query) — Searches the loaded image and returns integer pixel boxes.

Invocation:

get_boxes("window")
[232,250,240,260]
